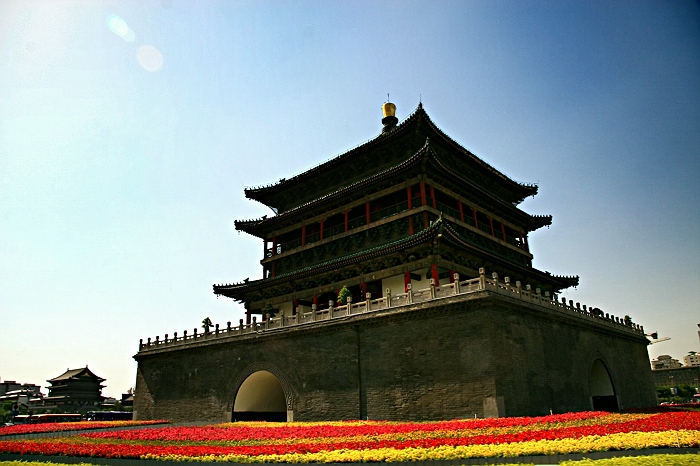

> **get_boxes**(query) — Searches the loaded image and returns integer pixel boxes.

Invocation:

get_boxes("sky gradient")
[1,0,699,398]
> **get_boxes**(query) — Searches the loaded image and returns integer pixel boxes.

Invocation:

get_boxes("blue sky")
[1,0,699,398]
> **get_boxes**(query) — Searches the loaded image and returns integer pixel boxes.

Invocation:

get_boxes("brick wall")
[134,292,657,422]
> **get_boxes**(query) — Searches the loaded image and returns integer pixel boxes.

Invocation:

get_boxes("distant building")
[683,353,700,367]
[651,355,682,370]
[0,381,41,396]
[0,381,21,396]
[44,367,105,410]
[651,366,700,389]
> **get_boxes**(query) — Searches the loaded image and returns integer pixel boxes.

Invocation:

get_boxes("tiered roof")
[216,103,578,306]
[236,139,550,239]
[214,216,578,301]
[244,103,537,213]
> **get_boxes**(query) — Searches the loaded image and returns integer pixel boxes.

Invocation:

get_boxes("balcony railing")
[370,200,408,223]
[139,269,645,352]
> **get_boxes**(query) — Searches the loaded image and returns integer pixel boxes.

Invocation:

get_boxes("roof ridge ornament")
[381,101,398,134]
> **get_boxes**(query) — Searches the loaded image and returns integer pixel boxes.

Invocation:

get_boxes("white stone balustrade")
[139,268,645,352]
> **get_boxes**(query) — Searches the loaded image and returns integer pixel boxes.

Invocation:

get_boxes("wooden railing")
[139,269,645,352]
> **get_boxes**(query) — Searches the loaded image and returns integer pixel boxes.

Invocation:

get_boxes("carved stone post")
[453,273,460,294]
[312,303,317,321]
[239,319,244,334]
[430,278,436,299]
[479,267,486,289]
[346,296,352,316]
[365,292,372,312]
[328,300,334,319]
[407,283,413,304]
[385,288,392,308]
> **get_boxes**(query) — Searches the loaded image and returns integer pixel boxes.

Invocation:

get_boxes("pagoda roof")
[216,216,445,300]
[236,141,551,238]
[215,216,577,301]
[244,104,538,212]
[47,367,105,383]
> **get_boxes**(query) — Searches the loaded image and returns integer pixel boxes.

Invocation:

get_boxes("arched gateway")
[232,367,293,422]
[590,359,618,411]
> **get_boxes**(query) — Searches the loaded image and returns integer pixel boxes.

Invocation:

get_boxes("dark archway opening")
[233,370,287,422]
[590,359,618,411]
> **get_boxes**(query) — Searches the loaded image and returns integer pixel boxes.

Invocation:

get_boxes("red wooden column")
[272,236,277,255]
[407,186,415,234]
[501,223,507,242]
[263,239,268,258]
[366,201,371,225]
[472,208,479,228]
[319,219,324,240]
[519,231,525,250]
[523,234,530,252]
[420,181,429,228]
[430,185,437,209]
[271,262,276,278]
[458,201,464,222]
[312,293,318,307]
[360,282,367,300]
[489,217,495,236]
[404,271,411,292]
[449,269,456,283]
[246,308,251,325]
[344,210,349,232]
[430,263,440,287]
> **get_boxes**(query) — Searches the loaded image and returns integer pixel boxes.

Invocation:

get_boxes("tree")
[337,285,352,305]
[202,317,213,333]
[262,303,278,318]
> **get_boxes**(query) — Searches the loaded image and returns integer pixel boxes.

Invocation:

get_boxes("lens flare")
[107,15,135,42]
[137,45,164,72]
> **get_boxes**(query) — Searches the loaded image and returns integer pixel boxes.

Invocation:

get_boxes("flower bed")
[0,420,168,437]
[0,411,698,462]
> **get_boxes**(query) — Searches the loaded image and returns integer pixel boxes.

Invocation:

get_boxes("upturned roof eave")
[235,143,431,237]
[236,144,550,238]
[214,217,444,300]
[441,222,578,291]
[244,104,537,209]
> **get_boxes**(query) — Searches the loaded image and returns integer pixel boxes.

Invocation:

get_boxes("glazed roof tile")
[244,104,537,209]
[236,141,550,236]
[215,216,576,299]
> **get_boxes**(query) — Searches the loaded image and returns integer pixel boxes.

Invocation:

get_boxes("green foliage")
[656,384,698,403]
[337,285,352,305]
[0,462,96,466]
[262,303,278,318]
[561,453,700,465]
[201,317,213,331]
